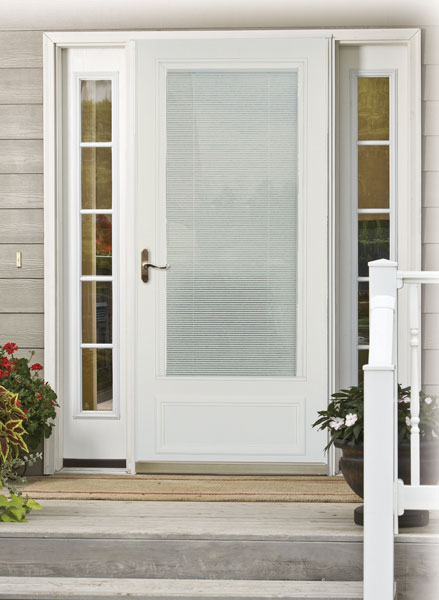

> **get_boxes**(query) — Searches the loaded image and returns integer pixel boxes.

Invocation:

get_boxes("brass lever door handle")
[141,249,169,283]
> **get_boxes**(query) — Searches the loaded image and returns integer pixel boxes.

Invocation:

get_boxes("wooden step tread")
[0,577,363,599]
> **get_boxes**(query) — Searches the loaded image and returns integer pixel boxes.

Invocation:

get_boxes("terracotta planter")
[334,438,439,527]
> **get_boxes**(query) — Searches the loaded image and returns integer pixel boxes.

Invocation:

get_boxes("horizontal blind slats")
[166,71,298,377]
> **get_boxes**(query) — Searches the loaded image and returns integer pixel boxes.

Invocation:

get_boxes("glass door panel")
[166,71,298,376]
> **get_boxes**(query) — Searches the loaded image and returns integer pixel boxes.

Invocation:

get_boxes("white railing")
[364,259,439,599]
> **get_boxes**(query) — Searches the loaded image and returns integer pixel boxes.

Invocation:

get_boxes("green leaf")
[0,512,15,522]
[0,495,9,507]
[25,499,42,510]
[8,494,23,507]
[8,507,26,520]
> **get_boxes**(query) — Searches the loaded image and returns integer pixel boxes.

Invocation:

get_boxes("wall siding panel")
[0,69,43,104]
[423,171,439,207]
[0,244,44,278]
[0,314,43,347]
[423,207,439,243]
[423,101,439,136]
[0,209,43,243]
[0,105,43,139]
[422,135,439,171]
[0,140,43,173]
[0,174,43,209]
[423,350,439,385]
[422,314,439,350]
[0,279,43,312]
[423,244,439,269]
[422,65,439,101]
[0,32,43,68]
[422,27,439,65]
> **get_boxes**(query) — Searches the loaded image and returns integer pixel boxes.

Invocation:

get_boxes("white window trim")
[43,28,421,475]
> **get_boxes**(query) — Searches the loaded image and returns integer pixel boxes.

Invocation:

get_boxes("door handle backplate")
[141,249,169,283]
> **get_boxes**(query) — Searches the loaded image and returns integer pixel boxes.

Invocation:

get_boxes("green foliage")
[0,386,28,462]
[0,451,42,495]
[312,382,439,451]
[0,493,41,523]
[0,344,58,451]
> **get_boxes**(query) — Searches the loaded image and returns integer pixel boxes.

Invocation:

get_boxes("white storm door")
[134,36,329,464]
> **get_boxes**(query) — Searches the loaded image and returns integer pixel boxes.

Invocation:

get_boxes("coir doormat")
[20,475,361,502]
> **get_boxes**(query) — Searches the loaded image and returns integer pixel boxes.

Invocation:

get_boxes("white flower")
[405,416,412,427]
[345,413,358,427]
[329,417,344,430]
[424,396,433,405]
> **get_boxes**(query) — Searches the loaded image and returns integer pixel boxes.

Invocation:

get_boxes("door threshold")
[135,461,328,475]
[56,467,129,476]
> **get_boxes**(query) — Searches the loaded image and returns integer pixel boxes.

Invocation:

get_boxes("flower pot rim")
[333,439,363,450]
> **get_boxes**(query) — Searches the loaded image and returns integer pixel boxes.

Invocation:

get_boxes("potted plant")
[0,342,58,460]
[312,382,439,526]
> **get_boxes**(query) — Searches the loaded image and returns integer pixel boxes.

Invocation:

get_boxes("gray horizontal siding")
[0,209,43,243]
[0,314,43,347]
[0,140,43,173]
[0,105,43,139]
[0,174,43,208]
[0,69,43,104]
[0,31,43,364]
[0,32,42,68]
[0,244,43,278]
[0,279,43,312]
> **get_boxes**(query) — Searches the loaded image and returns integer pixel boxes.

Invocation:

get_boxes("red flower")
[1,357,11,367]
[16,399,21,407]
[50,400,55,406]
[31,363,43,371]
[37,393,42,400]
[23,408,28,413]
[3,342,18,355]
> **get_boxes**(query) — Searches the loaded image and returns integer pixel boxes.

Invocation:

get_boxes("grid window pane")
[358,282,369,346]
[81,147,112,209]
[82,214,112,276]
[358,214,390,277]
[81,80,112,143]
[82,348,113,411]
[358,146,389,209]
[82,281,112,344]
[358,77,389,141]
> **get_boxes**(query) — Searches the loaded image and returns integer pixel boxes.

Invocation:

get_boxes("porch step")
[0,577,364,599]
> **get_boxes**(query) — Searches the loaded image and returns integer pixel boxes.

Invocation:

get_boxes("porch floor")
[0,498,437,541]
[0,501,437,599]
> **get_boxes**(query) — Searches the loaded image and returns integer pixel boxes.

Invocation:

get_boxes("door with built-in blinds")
[134,37,329,468]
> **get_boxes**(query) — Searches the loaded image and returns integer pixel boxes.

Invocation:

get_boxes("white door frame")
[43,28,421,475]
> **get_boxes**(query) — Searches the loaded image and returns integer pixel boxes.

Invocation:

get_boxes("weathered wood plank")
[0,314,43,347]
[0,209,43,243]
[0,69,42,104]
[0,105,42,139]
[0,174,43,208]
[0,577,364,600]
[0,140,43,173]
[0,537,364,581]
[0,32,43,68]
[0,244,43,278]
[0,279,43,312]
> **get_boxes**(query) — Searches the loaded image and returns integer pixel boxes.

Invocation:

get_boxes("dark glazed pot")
[334,438,439,527]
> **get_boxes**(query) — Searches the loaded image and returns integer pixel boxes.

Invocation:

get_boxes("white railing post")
[408,283,421,486]
[363,259,398,600]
